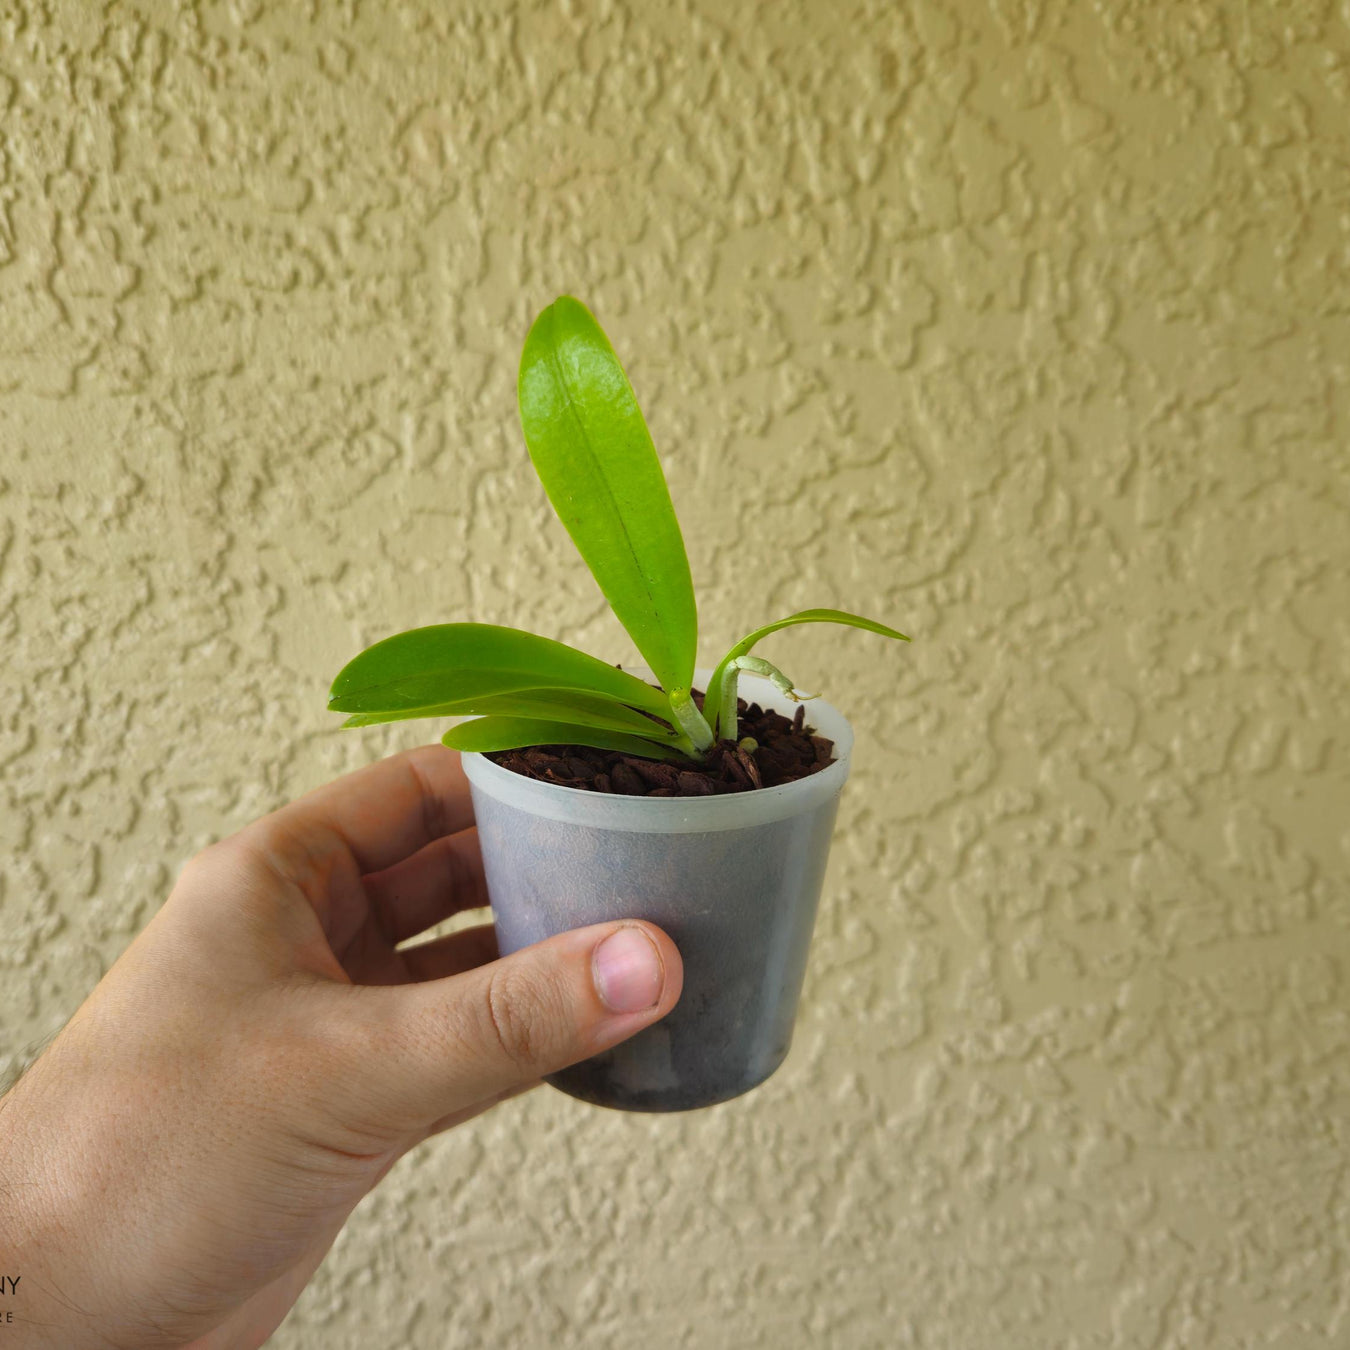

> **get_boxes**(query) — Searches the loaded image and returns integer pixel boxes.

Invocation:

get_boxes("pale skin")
[0,746,683,1349]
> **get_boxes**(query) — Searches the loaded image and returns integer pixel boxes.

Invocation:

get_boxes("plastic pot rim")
[459,668,854,833]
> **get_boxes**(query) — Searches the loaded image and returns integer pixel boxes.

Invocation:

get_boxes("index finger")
[259,744,476,875]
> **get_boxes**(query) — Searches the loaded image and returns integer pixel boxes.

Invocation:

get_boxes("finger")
[363,827,488,945]
[343,921,496,987]
[394,918,502,982]
[354,921,683,1127]
[250,745,474,876]
[398,922,498,982]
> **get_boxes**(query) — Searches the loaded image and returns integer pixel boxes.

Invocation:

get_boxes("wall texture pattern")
[2,0,1348,1345]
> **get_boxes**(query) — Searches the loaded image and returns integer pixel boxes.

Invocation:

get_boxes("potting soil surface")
[485,693,835,796]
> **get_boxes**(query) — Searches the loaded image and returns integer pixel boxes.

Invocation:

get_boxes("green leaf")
[442,717,687,760]
[705,608,911,739]
[518,296,699,699]
[341,686,679,738]
[328,623,670,716]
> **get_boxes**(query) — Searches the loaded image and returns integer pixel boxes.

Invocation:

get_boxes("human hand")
[0,746,682,1349]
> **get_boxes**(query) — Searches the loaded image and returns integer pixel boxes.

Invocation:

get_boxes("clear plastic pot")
[460,670,853,1112]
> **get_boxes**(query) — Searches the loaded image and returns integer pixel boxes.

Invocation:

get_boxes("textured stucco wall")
[3,1,1349,1346]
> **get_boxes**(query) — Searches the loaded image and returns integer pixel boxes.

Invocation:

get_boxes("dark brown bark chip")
[629,758,678,788]
[610,762,647,795]
[756,745,788,777]
[484,688,837,796]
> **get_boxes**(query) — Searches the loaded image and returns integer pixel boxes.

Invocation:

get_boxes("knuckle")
[174,841,225,890]
[482,962,566,1074]
[405,751,448,841]
[176,834,266,899]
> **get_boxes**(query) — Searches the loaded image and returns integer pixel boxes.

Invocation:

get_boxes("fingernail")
[593,926,664,1014]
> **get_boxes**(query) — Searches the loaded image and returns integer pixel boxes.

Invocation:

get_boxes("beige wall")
[3,1,1348,1345]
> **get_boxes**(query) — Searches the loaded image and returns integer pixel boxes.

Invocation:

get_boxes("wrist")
[0,1068,128,1350]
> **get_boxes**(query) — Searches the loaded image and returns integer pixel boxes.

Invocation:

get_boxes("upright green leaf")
[705,608,911,739]
[328,623,670,716]
[518,296,699,699]
[442,717,686,760]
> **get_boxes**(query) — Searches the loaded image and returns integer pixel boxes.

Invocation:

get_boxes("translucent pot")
[460,671,853,1112]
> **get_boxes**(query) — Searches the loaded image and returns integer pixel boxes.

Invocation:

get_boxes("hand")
[0,746,682,1349]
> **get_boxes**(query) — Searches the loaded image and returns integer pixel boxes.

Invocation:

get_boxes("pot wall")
[463,673,852,1110]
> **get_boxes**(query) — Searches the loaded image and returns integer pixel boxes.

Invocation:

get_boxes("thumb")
[357,921,683,1127]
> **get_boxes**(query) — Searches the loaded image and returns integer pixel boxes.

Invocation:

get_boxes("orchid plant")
[328,297,908,764]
